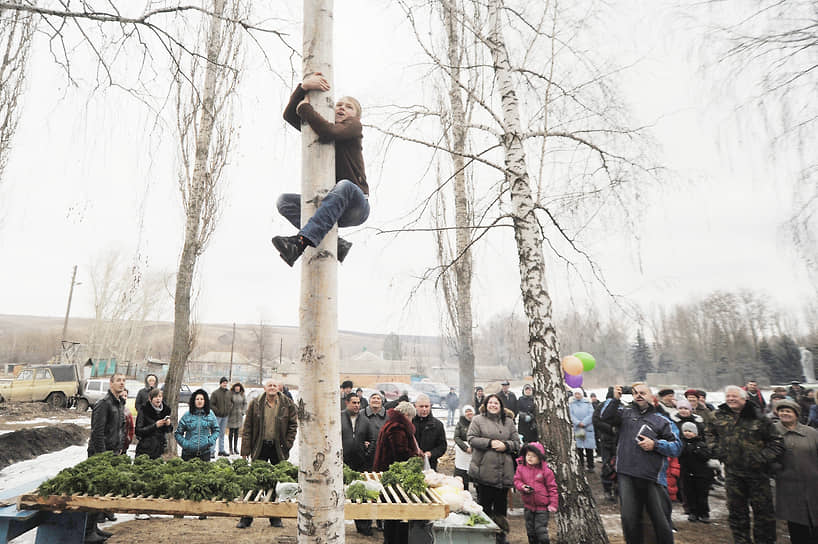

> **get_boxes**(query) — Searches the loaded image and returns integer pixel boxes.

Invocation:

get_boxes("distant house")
[189,351,255,382]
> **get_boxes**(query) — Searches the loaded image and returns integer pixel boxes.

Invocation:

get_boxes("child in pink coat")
[514,442,559,544]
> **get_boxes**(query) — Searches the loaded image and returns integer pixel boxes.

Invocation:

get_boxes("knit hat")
[462,404,474,414]
[676,399,692,410]
[681,422,698,436]
[775,398,801,417]
[684,388,699,398]
[219,376,228,384]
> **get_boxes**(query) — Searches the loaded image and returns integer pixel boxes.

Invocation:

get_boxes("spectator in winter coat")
[453,405,474,490]
[670,399,706,515]
[743,380,767,412]
[679,421,712,523]
[209,377,232,457]
[473,386,485,411]
[468,394,521,544]
[569,388,595,471]
[227,382,247,455]
[341,393,377,472]
[135,388,172,459]
[517,385,538,444]
[684,389,714,426]
[773,398,818,543]
[655,389,677,419]
[706,385,784,544]
[175,389,219,461]
[237,378,298,529]
[413,394,447,470]
[514,442,558,544]
[445,387,459,426]
[341,393,377,536]
[364,392,387,437]
[134,373,158,419]
[600,383,682,544]
[88,373,127,456]
[373,402,419,544]
[593,387,619,501]
[498,381,518,416]
[85,373,127,543]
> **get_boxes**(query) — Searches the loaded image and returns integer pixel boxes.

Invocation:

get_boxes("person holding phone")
[600,383,682,544]
[135,388,173,459]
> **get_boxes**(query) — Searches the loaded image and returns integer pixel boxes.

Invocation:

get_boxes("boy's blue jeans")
[277,179,369,247]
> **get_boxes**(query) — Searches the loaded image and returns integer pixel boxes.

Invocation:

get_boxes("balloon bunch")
[561,352,596,388]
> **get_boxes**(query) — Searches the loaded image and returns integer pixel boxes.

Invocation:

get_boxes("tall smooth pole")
[297,2,343,544]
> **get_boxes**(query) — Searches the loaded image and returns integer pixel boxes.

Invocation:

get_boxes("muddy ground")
[0,402,89,469]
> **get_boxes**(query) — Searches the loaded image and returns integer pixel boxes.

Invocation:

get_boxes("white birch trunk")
[297,2,344,544]
[486,1,608,541]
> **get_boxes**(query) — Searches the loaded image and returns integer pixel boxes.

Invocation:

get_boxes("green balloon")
[574,352,596,372]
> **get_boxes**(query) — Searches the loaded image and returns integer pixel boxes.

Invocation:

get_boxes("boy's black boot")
[272,235,309,267]
[337,238,353,263]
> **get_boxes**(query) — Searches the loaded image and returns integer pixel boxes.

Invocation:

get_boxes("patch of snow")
[0,444,87,491]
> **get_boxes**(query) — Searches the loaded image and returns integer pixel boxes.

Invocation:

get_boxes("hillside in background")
[0,314,446,374]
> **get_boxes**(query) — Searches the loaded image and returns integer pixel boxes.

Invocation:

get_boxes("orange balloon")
[562,355,583,376]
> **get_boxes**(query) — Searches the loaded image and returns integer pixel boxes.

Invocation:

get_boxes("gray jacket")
[227,391,246,428]
[467,408,520,488]
[774,422,818,526]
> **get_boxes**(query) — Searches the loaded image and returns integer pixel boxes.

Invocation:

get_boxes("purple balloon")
[564,372,583,388]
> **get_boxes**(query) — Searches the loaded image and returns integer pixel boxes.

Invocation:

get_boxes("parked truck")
[0,364,84,409]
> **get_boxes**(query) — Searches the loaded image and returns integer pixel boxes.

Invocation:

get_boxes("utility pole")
[228,322,236,382]
[298,2,343,543]
[61,265,79,341]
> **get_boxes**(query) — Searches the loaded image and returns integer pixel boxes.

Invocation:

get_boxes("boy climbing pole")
[272,72,369,266]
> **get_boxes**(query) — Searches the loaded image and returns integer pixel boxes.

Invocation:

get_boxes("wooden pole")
[298,2,343,544]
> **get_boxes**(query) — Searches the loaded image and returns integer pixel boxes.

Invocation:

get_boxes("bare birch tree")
[296,1,344,542]
[379,0,660,540]
[0,2,34,223]
[164,0,244,450]
[481,1,607,539]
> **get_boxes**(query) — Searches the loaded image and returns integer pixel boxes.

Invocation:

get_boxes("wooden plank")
[17,494,299,519]
[16,494,449,521]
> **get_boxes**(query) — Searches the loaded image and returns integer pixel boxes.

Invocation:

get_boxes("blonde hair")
[339,96,362,118]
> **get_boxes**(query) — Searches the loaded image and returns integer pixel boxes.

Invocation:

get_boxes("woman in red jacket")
[372,402,420,544]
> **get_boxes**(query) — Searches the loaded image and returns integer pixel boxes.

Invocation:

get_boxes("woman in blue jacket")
[175,389,219,461]
[569,388,596,471]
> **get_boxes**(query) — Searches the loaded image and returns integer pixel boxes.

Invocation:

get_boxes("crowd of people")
[83,373,818,544]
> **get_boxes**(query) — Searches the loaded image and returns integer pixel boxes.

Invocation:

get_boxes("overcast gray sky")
[0,1,813,338]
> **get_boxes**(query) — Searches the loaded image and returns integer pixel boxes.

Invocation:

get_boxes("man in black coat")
[413,394,447,470]
[498,380,518,416]
[86,373,127,543]
[341,393,377,535]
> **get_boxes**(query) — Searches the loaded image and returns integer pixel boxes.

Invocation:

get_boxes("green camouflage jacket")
[706,401,784,476]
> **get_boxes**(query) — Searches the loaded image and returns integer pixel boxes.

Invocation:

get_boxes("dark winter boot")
[337,238,353,263]
[271,235,310,267]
